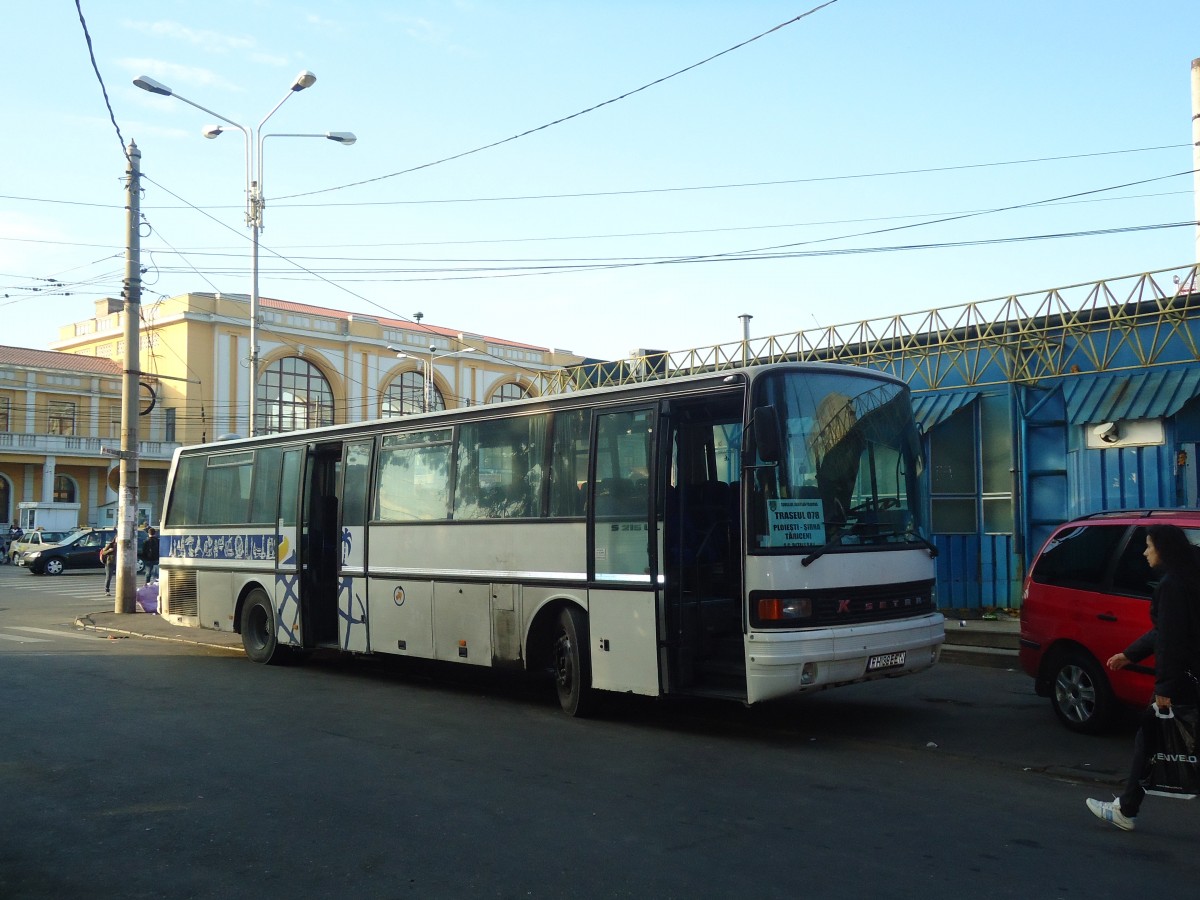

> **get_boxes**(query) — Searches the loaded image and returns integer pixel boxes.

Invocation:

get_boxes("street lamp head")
[291,70,317,91]
[133,75,173,96]
[326,132,357,145]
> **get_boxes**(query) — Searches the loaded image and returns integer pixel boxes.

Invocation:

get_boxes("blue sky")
[3,1,1199,360]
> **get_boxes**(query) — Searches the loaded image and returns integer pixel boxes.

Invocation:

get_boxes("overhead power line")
[73,0,127,161]
[0,143,1187,214]
[275,1,844,202]
[272,144,1192,208]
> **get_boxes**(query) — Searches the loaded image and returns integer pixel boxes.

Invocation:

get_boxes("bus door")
[338,440,373,653]
[587,407,661,696]
[272,448,304,648]
[300,442,343,648]
[660,392,746,697]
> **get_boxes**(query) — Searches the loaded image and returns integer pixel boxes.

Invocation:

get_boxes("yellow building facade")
[0,345,167,532]
[0,291,578,529]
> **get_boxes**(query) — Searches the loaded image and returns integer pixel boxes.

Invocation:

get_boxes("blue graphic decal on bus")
[164,533,278,561]
[338,577,366,650]
[275,572,301,647]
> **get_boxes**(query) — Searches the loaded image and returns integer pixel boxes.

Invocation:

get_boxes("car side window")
[1110,526,1153,598]
[1031,524,1127,590]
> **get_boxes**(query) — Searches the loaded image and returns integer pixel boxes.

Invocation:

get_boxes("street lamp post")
[426,347,479,412]
[388,346,478,413]
[133,72,355,436]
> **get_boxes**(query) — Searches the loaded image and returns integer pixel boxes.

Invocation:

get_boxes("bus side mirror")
[752,406,780,463]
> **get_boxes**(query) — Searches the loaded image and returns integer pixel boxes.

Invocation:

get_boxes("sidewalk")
[939,612,1020,667]
[75,608,1022,667]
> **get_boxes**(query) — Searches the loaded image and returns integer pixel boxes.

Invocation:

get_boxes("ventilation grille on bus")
[166,570,198,617]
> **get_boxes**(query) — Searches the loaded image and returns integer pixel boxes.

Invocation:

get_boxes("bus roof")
[185,360,906,453]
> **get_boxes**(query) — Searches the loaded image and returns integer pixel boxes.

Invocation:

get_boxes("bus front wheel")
[241,589,285,665]
[553,606,595,717]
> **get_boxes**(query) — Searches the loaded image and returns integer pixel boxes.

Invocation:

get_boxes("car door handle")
[1096,613,1118,622]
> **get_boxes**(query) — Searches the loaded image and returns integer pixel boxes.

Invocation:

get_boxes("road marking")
[9,585,107,597]
[0,633,51,643]
[8,626,104,641]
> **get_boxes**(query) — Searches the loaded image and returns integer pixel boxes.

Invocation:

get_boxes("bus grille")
[166,570,198,617]
[750,579,935,629]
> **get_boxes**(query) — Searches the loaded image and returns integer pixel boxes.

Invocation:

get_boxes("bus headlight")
[757,597,813,621]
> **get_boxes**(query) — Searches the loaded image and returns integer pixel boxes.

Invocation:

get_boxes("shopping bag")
[1141,705,1199,798]
[135,582,159,615]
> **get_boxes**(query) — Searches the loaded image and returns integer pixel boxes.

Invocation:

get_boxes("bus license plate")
[867,651,906,671]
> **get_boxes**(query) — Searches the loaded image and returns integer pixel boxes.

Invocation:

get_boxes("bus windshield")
[749,371,927,551]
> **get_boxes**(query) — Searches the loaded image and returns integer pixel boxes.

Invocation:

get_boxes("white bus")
[158,362,943,715]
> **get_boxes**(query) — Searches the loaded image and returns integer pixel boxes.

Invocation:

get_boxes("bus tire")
[240,588,285,665]
[553,605,595,717]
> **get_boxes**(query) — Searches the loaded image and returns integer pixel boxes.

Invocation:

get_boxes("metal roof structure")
[547,263,1200,396]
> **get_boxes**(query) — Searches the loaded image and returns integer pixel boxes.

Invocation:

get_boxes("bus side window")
[376,435,453,522]
[549,409,589,518]
[454,414,546,520]
[165,456,205,527]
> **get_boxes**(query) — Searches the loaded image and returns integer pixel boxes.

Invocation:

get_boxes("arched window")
[53,474,77,503]
[489,382,530,405]
[257,357,335,435]
[382,371,445,417]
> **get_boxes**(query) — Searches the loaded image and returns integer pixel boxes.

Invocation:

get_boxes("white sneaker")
[1086,797,1135,831]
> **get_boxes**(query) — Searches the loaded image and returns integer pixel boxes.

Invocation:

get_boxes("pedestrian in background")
[3,521,21,564]
[141,527,160,585]
[100,538,117,595]
[1087,523,1200,831]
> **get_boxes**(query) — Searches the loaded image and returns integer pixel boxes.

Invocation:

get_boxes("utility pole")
[115,141,142,614]
[1192,58,1200,270]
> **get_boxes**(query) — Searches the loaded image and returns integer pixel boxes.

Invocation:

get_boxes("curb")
[74,615,245,654]
[940,643,1019,668]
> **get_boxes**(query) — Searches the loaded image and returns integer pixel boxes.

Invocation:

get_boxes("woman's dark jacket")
[1124,571,1200,702]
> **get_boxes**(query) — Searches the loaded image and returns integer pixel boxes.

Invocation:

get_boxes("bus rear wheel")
[553,606,595,717]
[240,588,286,665]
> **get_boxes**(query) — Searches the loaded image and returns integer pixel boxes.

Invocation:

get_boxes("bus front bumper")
[744,612,945,704]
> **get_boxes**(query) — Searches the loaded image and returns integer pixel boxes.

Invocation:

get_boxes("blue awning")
[1062,368,1200,425]
[911,391,978,431]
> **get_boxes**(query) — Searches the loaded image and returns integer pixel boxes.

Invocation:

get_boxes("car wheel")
[1050,649,1115,734]
[43,558,65,576]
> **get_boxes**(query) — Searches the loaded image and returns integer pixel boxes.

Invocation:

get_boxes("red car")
[1019,509,1200,733]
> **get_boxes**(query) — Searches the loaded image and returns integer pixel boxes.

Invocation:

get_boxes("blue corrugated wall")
[932,533,1020,610]
[1073,442,1178,512]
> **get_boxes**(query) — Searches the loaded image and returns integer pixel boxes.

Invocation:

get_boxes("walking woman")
[1087,523,1200,830]
[100,538,117,596]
